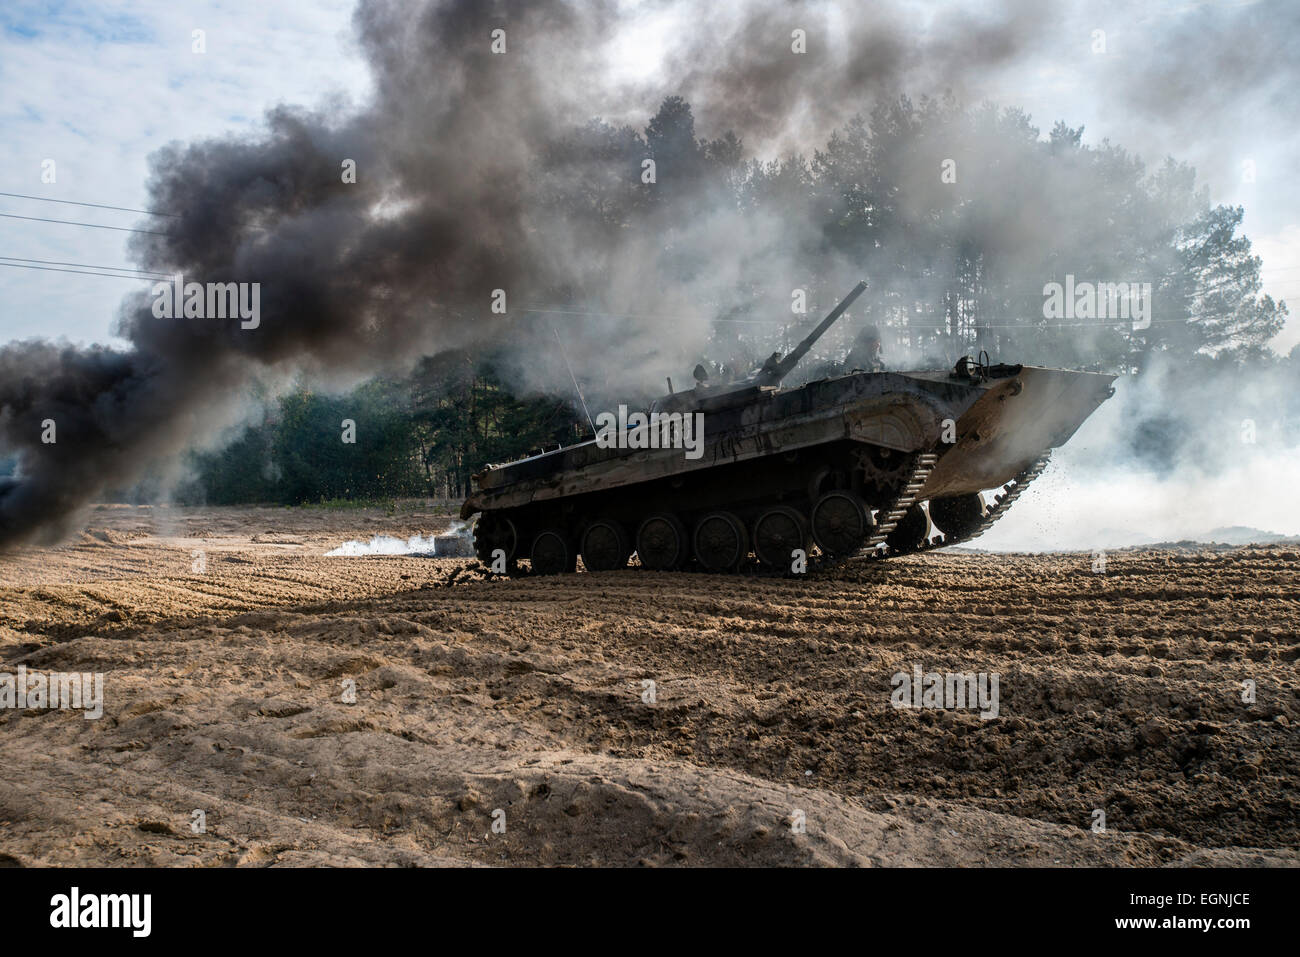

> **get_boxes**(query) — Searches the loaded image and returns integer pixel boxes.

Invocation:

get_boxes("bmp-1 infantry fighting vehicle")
[461,281,1116,575]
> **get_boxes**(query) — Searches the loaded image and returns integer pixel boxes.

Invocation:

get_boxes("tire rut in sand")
[1,515,1296,864]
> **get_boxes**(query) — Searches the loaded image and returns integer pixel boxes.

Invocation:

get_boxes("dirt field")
[0,503,1296,867]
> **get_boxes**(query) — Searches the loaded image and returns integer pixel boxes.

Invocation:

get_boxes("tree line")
[175,94,1296,504]
[179,356,584,505]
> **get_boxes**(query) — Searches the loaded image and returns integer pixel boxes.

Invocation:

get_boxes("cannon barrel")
[757,280,868,385]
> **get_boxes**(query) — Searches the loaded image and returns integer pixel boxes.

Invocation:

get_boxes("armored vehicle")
[461,281,1116,575]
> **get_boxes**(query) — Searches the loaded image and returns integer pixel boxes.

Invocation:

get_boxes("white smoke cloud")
[326,520,471,556]
[976,375,1300,551]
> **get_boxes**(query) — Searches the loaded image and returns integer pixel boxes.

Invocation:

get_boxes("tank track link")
[790,450,1051,576]
[889,451,1053,558]
[864,453,939,550]
[752,450,940,577]
[958,451,1052,545]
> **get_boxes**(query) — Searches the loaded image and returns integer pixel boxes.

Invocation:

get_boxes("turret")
[654,281,868,415]
[751,280,868,387]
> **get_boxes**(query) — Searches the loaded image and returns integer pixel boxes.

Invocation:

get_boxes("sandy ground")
[0,502,1296,867]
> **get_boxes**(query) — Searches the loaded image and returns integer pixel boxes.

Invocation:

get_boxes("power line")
[0,269,1271,335]
[0,255,170,277]
[0,261,156,281]
[0,212,171,236]
[522,302,1260,332]
[518,304,772,325]
[0,190,178,218]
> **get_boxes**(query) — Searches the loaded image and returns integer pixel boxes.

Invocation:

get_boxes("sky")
[0,0,370,346]
[1,0,1298,352]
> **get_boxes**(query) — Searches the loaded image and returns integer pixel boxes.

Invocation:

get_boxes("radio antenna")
[552,325,595,432]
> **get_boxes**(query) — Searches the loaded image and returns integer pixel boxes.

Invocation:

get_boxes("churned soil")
[0,503,1296,866]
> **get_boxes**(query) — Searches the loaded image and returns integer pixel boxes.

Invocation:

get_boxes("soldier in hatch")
[846,324,885,372]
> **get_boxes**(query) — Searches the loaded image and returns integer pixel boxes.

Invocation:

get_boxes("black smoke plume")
[0,0,1053,545]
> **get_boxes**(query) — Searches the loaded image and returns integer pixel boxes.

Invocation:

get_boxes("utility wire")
[0,211,171,236]
[0,255,170,277]
[0,190,178,217]
[0,261,156,281]
[0,265,1270,334]
[518,303,1257,331]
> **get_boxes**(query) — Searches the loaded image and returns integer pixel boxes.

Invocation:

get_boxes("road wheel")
[635,513,688,571]
[581,519,631,572]
[886,503,931,553]
[473,513,518,572]
[693,511,749,572]
[811,491,871,556]
[530,528,576,575]
[928,493,986,539]
[753,506,809,568]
